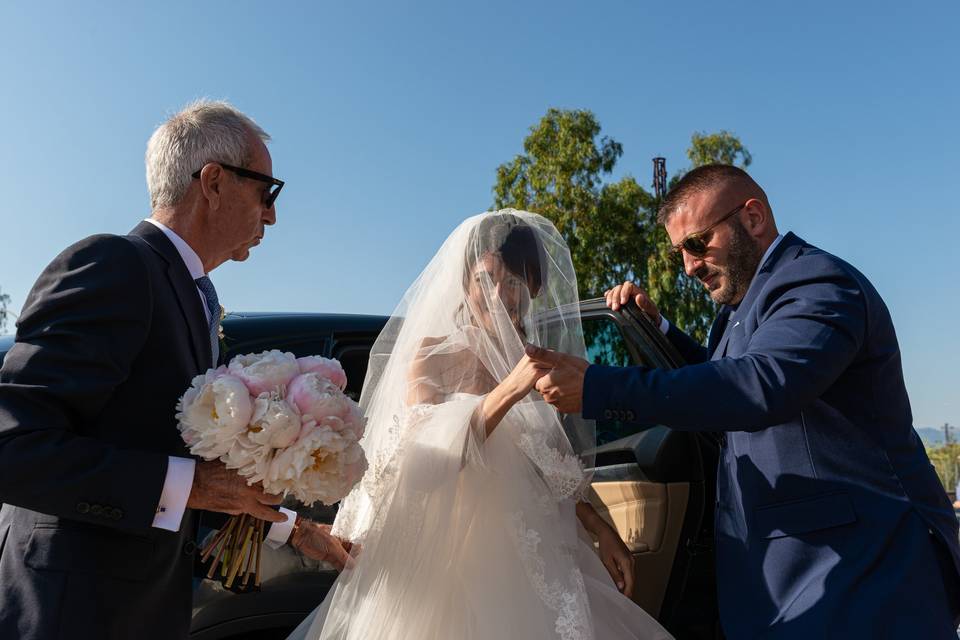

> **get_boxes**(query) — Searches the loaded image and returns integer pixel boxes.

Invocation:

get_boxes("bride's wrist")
[575,500,606,534]
[492,380,524,407]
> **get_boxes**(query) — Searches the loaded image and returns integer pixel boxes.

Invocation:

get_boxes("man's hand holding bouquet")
[177,350,366,590]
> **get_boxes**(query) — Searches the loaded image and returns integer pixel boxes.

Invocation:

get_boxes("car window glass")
[583,315,633,368]
[277,340,330,359]
[582,315,656,445]
[333,344,372,401]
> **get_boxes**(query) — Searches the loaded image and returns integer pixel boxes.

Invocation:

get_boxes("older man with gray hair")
[0,100,350,640]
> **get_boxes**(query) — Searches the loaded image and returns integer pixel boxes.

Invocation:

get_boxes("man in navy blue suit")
[529,164,960,638]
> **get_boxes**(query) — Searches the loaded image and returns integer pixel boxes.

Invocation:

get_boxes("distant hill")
[917,427,953,446]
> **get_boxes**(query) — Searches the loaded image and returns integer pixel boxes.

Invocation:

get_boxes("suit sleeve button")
[626,411,635,421]
[76,502,90,514]
[113,509,124,520]
[603,410,613,420]
[90,505,104,517]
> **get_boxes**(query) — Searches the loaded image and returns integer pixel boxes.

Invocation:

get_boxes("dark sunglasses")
[671,200,749,258]
[192,162,285,208]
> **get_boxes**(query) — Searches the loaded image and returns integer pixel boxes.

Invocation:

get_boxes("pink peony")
[228,350,300,396]
[286,373,361,426]
[296,356,348,391]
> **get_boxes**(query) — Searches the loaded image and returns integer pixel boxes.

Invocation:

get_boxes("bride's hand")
[596,523,635,598]
[477,353,551,438]
[500,354,551,404]
[291,518,356,571]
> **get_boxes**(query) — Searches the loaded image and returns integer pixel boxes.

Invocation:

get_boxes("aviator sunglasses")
[671,200,750,259]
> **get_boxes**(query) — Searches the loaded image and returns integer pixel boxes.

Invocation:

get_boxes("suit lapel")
[129,221,211,372]
[712,233,806,360]
[707,305,732,359]
[710,309,736,360]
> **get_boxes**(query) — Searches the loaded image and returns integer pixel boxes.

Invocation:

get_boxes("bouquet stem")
[254,520,264,587]
[200,514,265,592]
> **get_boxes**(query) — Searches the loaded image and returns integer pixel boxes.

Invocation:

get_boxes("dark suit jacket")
[0,221,212,639]
[584,233,960,638]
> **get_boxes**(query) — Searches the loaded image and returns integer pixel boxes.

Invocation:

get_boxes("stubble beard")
[703,221,763,306]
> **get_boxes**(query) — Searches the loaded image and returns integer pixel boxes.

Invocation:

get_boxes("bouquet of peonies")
[176,350,367,590]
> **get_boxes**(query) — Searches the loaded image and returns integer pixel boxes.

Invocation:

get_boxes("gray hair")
[145,99,270,209]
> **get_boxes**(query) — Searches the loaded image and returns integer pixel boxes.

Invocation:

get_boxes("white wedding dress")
[288,211,672,640]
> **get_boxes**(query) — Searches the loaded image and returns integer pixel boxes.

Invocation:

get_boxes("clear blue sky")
[1,1,957,428]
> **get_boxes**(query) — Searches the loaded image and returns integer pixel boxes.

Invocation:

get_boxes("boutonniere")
[217,305,229,362]
[217,305,226,340]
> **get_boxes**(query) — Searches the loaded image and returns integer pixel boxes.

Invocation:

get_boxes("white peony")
[176,374,253,460]
[220,392,302,482]
[263,421,368,505]
[220,430,264,479]
[248,393,302,449]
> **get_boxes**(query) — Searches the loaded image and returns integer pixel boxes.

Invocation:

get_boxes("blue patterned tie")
[194,276,220,366]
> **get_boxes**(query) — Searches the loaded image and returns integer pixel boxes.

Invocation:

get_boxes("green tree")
[926,442,960,495]
[493,109,655,298]
[645,130,753,341]
[686,130,753,168]
[493,110,751,343]
[0,287,10,334]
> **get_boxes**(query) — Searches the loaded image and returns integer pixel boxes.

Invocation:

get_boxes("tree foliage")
[493,110,752,343]
[927,442,960,495]
[686,130,753,168]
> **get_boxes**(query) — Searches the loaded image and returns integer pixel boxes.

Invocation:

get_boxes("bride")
[289,210,672,640]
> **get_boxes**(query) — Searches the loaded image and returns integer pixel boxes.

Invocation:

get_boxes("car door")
[577,299,720,639]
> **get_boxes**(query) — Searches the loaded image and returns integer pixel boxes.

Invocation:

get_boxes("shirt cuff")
[264,507,298,549]
[152,457,195,532]
[658,315,670,335]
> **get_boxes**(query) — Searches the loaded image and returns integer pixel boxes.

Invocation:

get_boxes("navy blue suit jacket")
[584,233,960,638]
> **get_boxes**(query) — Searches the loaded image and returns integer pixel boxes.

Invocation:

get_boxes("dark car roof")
[0,313,392,364]
[0,300,646,361]
[220,312,389,351]
[222,311,389,334]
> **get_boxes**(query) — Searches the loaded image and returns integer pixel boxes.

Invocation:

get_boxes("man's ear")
[198,163,225,211]
[742,198,768,238]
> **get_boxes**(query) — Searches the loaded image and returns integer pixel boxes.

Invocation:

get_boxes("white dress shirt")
[658,234,784,335]
[145,219,295,546]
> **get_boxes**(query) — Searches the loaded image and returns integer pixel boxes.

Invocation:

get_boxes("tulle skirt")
[287,399,672,640]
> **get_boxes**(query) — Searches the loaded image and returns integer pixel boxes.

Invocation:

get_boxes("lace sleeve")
[512,402,590,500]
[331,396,485,542]
[331,403,434,542]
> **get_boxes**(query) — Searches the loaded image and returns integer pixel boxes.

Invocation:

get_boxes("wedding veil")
[291,210,599,639]
[332,209,594,543]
